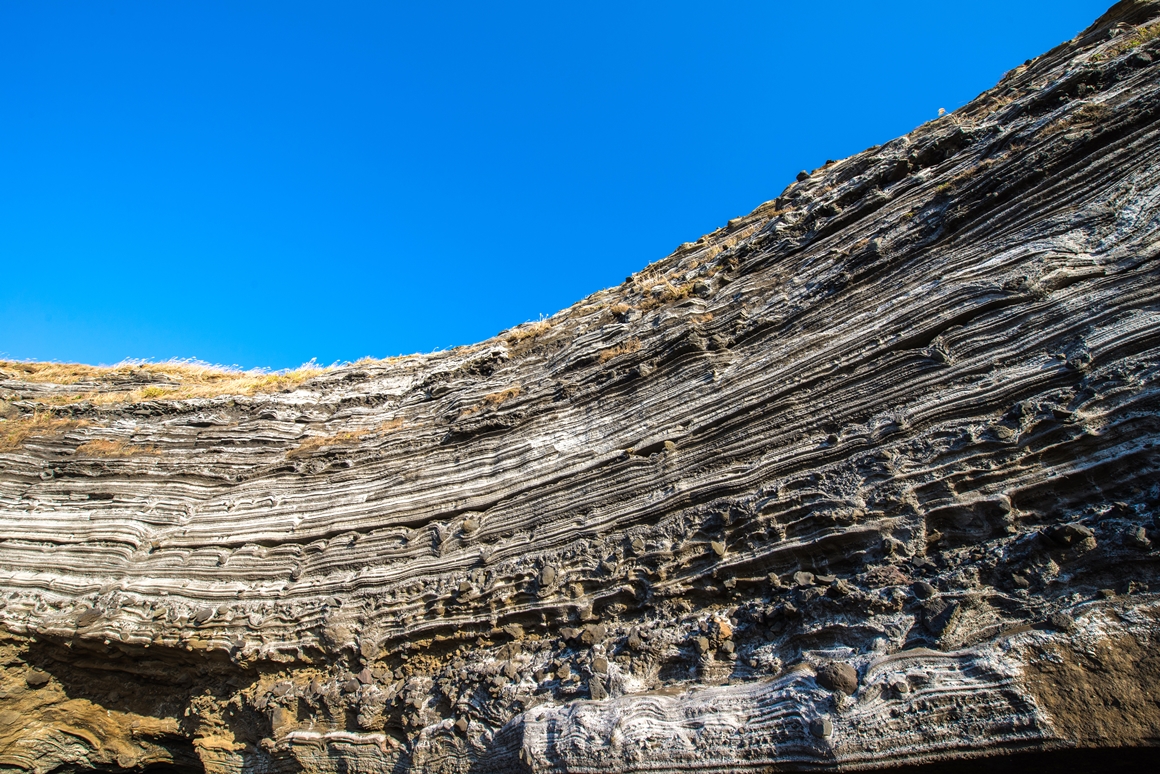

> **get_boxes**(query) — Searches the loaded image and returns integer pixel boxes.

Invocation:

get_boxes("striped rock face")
[3,2,1160,772]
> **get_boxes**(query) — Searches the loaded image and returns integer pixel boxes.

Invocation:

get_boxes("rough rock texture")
[3,2,1160,772]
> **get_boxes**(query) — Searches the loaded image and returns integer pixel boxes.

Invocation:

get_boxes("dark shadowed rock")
[816,662,859,695]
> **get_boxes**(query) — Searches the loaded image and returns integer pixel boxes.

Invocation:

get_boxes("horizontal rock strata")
[3,2,1160,772]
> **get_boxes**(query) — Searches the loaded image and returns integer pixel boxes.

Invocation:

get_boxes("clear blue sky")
[1,1,1113,370]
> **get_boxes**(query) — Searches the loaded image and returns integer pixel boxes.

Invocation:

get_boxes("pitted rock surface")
[2,3,1160,772]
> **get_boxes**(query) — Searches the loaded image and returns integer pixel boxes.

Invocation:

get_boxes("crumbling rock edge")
[2,1,1160,772]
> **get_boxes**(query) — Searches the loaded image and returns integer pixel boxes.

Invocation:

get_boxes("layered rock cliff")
[3,2,1160,772]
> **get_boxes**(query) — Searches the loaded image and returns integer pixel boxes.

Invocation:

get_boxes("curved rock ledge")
[2,2,1160,772]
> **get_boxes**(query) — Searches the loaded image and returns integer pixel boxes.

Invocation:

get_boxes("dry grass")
[752,200,787,218]
[286,417,405,457]
[0,360,327,405]
[481,386,521,407]
[376,417,405,432]
[691,313,714,325]
[598,338,642,364]
[505,320,551,346]
[458,386,522,419]
[1094,21,1160,60]
[0,413,87,451]
[73,439,159,457]
[637,279,695,311]
[287,429,369,458]
[610,303,633,316]
[1039,103,1111,139]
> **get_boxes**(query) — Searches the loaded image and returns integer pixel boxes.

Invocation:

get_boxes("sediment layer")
[2,2,1160,771]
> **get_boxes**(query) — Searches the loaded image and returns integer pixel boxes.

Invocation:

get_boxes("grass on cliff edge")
[0,413,87,451]
[1093,20,1160,60]
[0,360,329,405]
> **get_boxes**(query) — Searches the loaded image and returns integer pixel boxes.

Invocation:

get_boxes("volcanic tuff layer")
[4,2,1160,772]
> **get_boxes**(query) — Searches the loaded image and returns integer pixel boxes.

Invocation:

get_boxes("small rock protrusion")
[793,571,816,587]
[589,676,608,701]
[710,540,726,557]
[592,655,609,674]
[461,518,479,535]
[1043,522,1095,549]
[796,170,811,182]
[816,662,858,695]
[1128,50,1153,68]
[923,598,962,636]
[580,624,606,647]
[192,606,214,625]
[630,537,646,555]
[556,663,572,681]
[454,717,469,733]
[1048,612,1075,632]
[342,679,361,694]
[1128,525,1152,549]
[540,566,557,586]
[694,636,712,655]
[357,668,374,685]
[890,677,911,695]
[712,617,733,640]
[75,608,102,628]
[25,669,50,688]
[912,581,936,600]
[810,716,833,739]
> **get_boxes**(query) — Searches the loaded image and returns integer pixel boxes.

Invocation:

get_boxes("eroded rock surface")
[3,2,1160,771]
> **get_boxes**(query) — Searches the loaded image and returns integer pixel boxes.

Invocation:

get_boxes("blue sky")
[1,1,1112,370]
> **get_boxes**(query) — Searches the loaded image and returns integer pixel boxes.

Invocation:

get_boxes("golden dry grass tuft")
[751,199,787,219]
[598,338,642,364]
[632,271,700,312]
[505,320,551,346]
[287,429,370,458]
[0,413,87,452]
[481,386,521,407]
[0,360,328,406]
[73,439,159,457]
[459,386,522,418]
[286,417,406,458]
[376,417,405,433]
